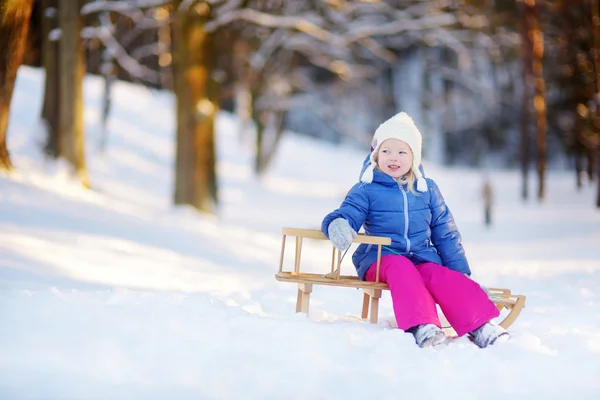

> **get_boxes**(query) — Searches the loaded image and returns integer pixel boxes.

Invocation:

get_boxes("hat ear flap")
[416,176,428,192]
[414,167,428,192]
[361,161,375,183]
[361,151,377,183]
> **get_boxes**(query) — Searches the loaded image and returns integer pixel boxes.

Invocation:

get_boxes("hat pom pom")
[416,176,428,192]
[361,162,374,183]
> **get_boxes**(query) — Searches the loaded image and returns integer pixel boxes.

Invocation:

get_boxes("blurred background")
[1,0,599,214]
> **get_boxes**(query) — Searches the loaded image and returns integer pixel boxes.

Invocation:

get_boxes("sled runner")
[275,227,526,329]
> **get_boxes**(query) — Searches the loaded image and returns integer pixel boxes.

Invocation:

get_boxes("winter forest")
[1,0,600,399]
[2,0,600,211]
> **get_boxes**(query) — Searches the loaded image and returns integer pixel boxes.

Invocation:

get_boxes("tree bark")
[597,147,600,207]
[262,110,286,173]
[58,0,89,187]
[255,109,285,175]
[587,148,596,183]
[0,0,34,171]
[233,39,253,144]
[253,106,264,176]
[99,73,114,152]
[41,0,60,157]
[172,1,218,213]
[527,0,547,201]
[589,0,600,206]
[520,0,532,200]
[575,145,584,189]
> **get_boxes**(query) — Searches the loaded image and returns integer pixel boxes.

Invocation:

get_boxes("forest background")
[1,0,599,213]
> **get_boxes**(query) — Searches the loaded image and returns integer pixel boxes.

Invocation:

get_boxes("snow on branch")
[205,2,460,69]
[131,42,170,60]
[424,30,472,68]
[81,0,171,15]
[85,25,160,84]
[356,37,397,63]
[342,13,456,45]
[249,29,288,70]
[80,0,173,85]
[212,0,244,13]
[205,8,335,43]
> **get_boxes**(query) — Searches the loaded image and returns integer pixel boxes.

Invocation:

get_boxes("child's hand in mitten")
[327,218,357,251]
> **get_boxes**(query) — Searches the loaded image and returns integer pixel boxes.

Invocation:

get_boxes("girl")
[321,112,509,348]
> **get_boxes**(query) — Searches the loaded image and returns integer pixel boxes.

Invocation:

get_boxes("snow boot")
[407,324,446,348]
[469,322,510,348]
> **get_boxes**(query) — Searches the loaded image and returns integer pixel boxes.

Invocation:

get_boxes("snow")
[1,66,600,399]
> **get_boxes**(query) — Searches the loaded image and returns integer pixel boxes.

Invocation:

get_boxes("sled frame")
[275,227,526,329]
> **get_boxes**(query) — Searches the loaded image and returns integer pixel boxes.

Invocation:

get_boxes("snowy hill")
[1,67,599,399]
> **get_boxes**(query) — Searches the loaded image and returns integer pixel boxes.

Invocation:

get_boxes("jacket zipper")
[398,183,411,253]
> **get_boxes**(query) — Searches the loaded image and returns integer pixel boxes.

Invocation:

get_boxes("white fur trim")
[416,176,428,192]
[361,161,375,183]
[360,151,376,183]
[413,166,428,192]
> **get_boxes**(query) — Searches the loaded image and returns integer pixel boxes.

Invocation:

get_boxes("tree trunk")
[58,0,89,187]
[172,1,218,213]
[528,0,547,201]
[99,73,114,153]
[520,0,532,200]
[253,107,264,175]
[233,39,253,145]
[575,146,584,189]
[425,47,445,164]
[0,0,34,171]
[587,147,596,184]
[597,147,600,208]
[98,11,115,153]
[590,0,600,204]
[256,110,286,175]
[41,0,60,157]
[235,81,252,144]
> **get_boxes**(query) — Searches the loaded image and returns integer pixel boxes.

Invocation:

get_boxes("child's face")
[376,139,413,179]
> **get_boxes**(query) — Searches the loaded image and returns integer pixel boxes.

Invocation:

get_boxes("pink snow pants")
[364,255,499,336]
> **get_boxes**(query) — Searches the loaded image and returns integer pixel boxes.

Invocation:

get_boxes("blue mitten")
[327,218,357,251]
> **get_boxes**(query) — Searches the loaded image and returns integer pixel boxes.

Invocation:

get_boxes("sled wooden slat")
[276,271,388,289]
[282,227,392,245]
[276,227,526,330]
[492,294,526,329]
[489,297,516,307]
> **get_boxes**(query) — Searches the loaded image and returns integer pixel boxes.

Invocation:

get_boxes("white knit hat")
[361,111,428,192]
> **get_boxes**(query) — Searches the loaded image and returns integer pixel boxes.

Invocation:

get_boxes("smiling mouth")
[388,165,400,170]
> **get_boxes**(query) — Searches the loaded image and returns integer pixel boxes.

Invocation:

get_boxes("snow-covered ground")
[1,67,599,399]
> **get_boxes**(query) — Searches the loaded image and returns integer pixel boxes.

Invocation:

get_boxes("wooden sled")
[275,227,526,329]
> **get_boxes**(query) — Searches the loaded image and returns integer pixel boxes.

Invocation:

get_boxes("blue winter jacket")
[321,160,471,280]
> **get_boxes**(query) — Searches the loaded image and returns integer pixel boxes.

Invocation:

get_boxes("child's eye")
[382,149,390,154]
